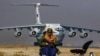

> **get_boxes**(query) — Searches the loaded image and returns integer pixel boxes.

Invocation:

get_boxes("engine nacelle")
[14,31,22,37]
[29,31,37,37]
[29,28,40,37]
[80,32,88,38]
[68,31,76,37]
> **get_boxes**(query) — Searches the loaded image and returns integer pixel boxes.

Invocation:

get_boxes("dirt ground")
[0,46,99,56]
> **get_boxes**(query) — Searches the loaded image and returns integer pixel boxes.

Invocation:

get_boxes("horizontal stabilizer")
[11,3,59,7]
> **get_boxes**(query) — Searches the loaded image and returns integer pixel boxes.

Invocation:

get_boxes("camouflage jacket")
[38,36,58,47]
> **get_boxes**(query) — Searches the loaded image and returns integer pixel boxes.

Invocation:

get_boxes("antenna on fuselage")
[11,3,59,24]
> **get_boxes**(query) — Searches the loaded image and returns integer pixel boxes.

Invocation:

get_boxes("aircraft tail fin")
[11,3,59,24]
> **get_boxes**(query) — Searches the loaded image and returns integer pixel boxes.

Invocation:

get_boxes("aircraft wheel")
[34,42,39,46]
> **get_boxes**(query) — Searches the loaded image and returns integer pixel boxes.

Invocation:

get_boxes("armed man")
[39,28,61,56]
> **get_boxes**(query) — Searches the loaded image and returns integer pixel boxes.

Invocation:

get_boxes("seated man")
[39,28,61,56]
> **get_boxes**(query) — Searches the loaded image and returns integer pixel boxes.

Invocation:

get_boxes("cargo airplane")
[0,3,100,46]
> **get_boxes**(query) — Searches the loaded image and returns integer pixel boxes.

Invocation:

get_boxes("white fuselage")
[36,23,65,43]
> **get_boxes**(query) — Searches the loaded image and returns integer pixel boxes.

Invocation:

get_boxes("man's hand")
[45,42,49,45]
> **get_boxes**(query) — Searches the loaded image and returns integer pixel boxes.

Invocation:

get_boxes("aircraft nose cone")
[56,32,65,42]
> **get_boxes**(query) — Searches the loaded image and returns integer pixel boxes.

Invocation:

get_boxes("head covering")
[47,28,53,33]
[44,28,57,43]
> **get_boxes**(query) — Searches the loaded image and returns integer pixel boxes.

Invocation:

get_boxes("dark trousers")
[39,46,57,56]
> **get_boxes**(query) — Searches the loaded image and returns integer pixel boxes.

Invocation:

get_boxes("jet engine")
[68,28,76,37]
[14,31,22,37]
[29,28,40,37]
[29,31,37,37]
[68,31,76,37]
[80,31,88,38]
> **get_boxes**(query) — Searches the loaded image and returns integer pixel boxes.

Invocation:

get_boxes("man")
[39,28,61,56]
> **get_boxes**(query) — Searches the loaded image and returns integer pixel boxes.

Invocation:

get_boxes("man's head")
[46,28,53,36]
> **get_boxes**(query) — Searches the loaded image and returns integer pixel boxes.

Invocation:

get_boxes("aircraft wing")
[0,24,45,31]
[62,25,100,33]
